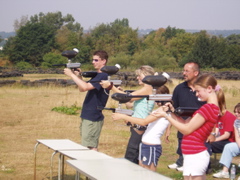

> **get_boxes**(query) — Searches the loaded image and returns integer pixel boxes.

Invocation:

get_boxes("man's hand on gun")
[64,68,81,77]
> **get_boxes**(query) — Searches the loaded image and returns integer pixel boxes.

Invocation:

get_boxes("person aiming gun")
[112,85,171,172]
[100,65,158,165]
[64,50,109,151]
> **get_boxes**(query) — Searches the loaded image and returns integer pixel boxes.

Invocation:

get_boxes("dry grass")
[0,74,240,180]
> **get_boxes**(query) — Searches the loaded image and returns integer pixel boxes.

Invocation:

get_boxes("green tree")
[131,48,176,69]
[30,12,75,31]
[185,31,212,68]
[0,36,3,43]
[110,52,132,68]
[226,44,240,69]
[168,33,197,64]
[3,12,84,67]
[15,61,33,70]
[142,28,165,49]
[225,34,240,45]
[2,36,15,59]
[209,36,228,69]
[162,26,185,44]
[7,22,56,66]
[90,18,139,56]
[41,52,66,68]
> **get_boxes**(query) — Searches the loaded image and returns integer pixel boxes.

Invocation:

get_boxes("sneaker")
[168,163,179,169]
[213,171,229,178]
[176,166,183,172]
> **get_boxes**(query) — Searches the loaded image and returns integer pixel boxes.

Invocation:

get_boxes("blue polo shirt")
[80,72,109,121]
[172,81,206,138]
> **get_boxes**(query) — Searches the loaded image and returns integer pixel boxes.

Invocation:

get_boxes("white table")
[67,158,172,180]
[34,139,89,180]
[59,150,113,179]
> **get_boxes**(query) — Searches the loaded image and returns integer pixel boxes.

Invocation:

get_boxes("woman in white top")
[112,85,170,171]
[101,65,155,164]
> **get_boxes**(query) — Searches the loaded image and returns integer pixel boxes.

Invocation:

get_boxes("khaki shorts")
[80,118,104,148]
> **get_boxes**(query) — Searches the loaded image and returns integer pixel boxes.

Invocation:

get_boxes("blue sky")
[1,0,240,32]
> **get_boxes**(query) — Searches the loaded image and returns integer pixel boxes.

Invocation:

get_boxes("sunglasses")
[92,59,99,62]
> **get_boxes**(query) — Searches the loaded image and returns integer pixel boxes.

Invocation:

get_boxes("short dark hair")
[186,62,200,74]
[93,50,108,63]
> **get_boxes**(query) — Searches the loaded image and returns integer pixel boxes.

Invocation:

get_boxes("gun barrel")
[53,64,66,67]
[81,71,98,78]
[97,106,133,116]
[174,107,198,116]
[66,63,81,69]
[115,108,133,116]
[91,79,122,86]
[111,93,172,103]
[148,94,172,101]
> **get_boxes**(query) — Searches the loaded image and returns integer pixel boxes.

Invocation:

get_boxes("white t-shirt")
[142,116,169,145]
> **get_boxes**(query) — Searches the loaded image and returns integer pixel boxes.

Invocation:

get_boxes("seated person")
[205,91,236,172]
[213,103,240,179]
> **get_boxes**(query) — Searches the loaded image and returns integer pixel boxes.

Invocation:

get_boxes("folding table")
[58,150,113,179]
[33,139,88,180]
[67,158,172,180]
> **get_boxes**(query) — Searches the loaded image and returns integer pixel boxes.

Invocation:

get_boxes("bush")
[41,52,66,68]
[15,61,33,70]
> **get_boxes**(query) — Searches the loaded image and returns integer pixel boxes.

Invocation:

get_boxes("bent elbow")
[181,129,192,135]
[78,87,86,92]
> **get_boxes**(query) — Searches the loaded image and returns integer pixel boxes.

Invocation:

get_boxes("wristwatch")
[211,132,216,137]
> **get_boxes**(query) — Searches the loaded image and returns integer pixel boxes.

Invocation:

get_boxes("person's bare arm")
[64,68,95,92]
[215,131,231,142]
[151,106,205,135]
[112,112,157,126]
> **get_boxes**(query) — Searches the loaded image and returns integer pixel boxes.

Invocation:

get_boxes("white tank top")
[142,116,169,145]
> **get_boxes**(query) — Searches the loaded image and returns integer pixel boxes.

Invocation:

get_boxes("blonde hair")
[194,74,225,114]
[135,65,155,76]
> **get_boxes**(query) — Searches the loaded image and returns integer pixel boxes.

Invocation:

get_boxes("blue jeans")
[219,142,240,169]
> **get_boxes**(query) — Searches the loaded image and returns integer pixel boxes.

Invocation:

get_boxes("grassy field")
[0,74,240,180]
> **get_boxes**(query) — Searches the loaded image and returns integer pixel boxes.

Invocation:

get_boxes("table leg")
[50,151,58,180]
[62,155,65,180]
[33,142,40,180]
[58,153,65,180]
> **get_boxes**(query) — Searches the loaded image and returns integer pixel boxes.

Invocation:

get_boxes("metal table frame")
[33,139,88,180]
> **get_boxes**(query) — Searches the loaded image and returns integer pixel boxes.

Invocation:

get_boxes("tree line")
[1,11,240,71]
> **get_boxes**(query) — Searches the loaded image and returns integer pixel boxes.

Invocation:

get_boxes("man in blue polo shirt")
[167,62,205,171]
[64,50,109,151]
